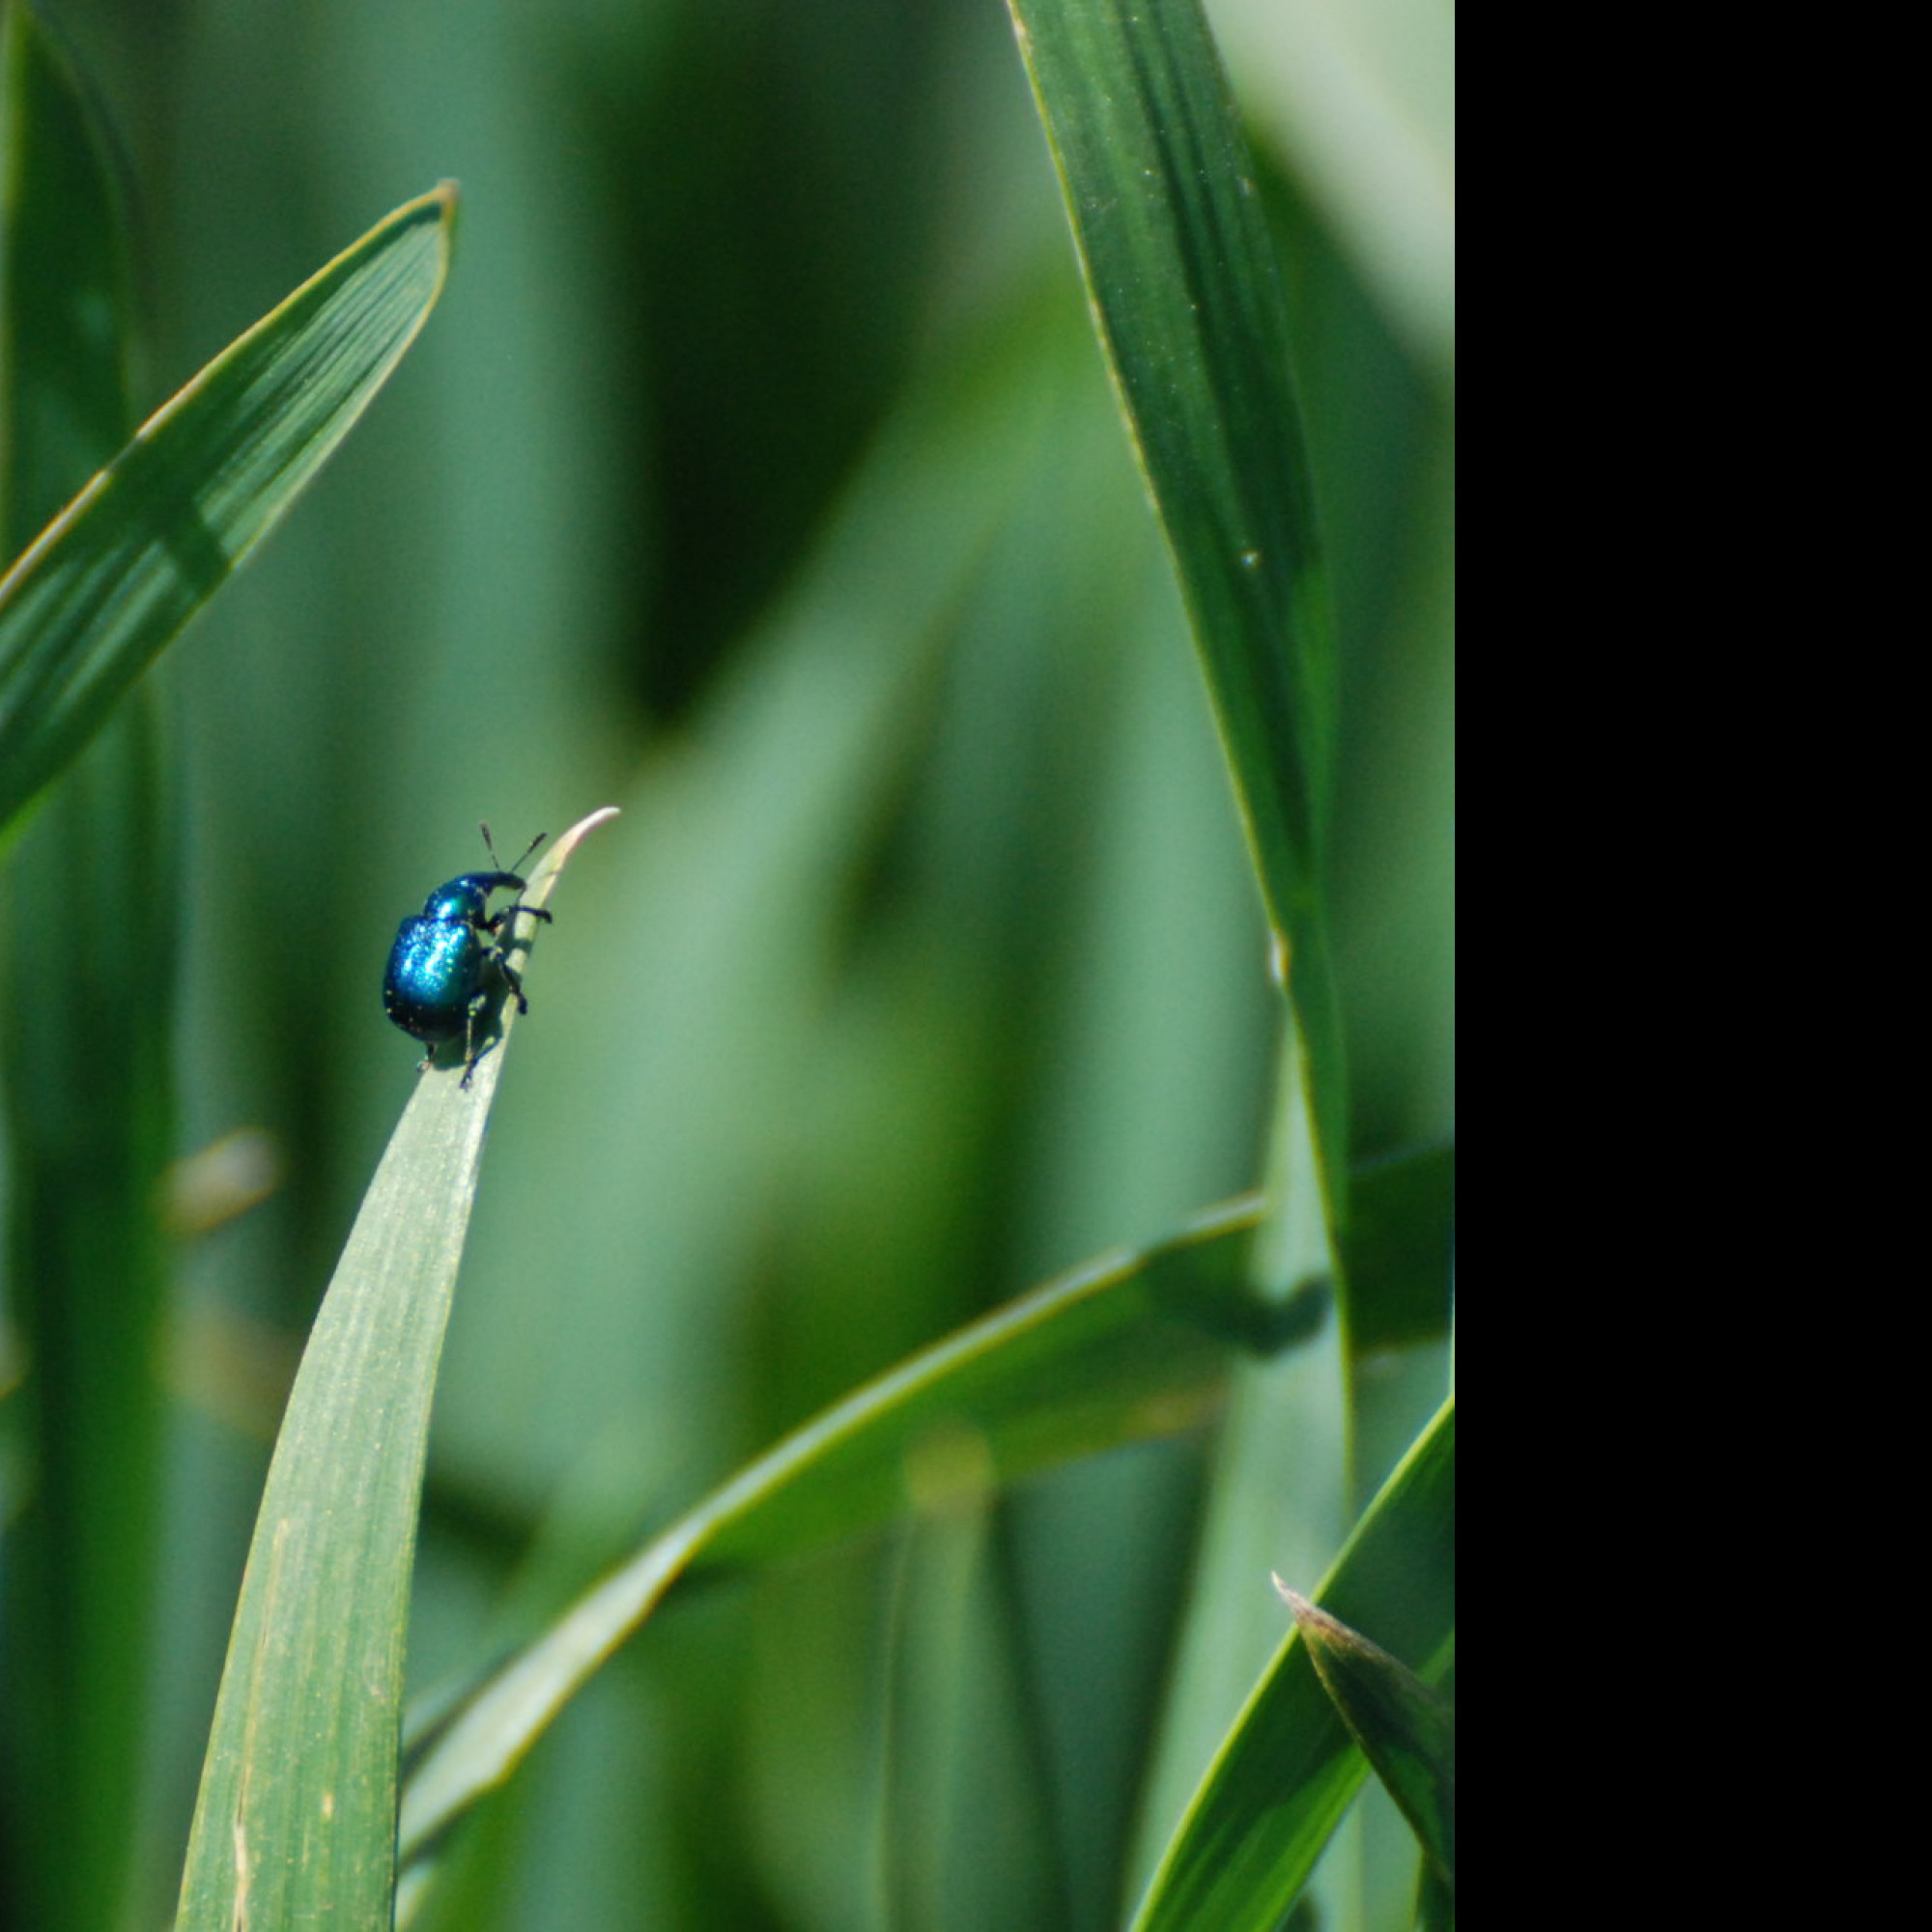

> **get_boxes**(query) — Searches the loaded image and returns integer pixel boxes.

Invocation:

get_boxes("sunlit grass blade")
[173,809,616,1932]
[0,179,455,834]
[1132,1396,1454,1931]
[1275,1582,1455,1895]
[1005,0,1348,1223]
[396,1195,1328,1885]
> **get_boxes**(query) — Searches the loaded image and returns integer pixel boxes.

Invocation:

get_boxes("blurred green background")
[1,0,1451,1925]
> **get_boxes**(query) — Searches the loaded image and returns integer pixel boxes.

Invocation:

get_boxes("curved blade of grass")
[1275,1583,1455,1894]
[1132,1396,1454,1931]
[0,179,455,835]
[396,1196,1331,1876]
[1005,0,1348,1225]
[173,809,617,1932]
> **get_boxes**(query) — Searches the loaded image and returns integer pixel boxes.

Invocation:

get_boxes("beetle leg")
[497,952,531,1015]
[492,903,554,947]
[459,988,491,1089]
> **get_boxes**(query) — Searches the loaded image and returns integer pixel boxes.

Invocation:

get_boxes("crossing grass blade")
[395,1196,1329,1887]
[173,810,616,1932]
[1004,0,1349,1229]
[0,179,456,835]
[1277,1583,1455,1896]
[1132,1397,1454,1931]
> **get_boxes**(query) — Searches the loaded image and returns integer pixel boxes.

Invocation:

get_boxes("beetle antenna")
[480,821,548,877]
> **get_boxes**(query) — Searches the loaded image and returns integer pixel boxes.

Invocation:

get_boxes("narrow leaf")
[1346,1143,1455,1356]
[1005,0,1349,1220]
[0,0,135,546]
[173,809,617,1932]
[0,14,167,1932]
[1275,1582,1455,1892]
[1132,1397,1454,1931]
[0,180,455,832]
[1416,1856,1455,1931]
[397,1196,1328,1875]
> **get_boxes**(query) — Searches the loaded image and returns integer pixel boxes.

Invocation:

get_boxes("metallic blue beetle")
[384,827,553,1084]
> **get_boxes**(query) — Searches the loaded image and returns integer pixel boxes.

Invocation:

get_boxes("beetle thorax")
[423,879,491,923]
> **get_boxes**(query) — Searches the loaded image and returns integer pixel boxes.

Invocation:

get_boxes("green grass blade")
[1415,1857,1455,1931]
[1005,0,1348,1220]
[1132,1396,1454,1931]
[1346,1143,1455,1356]
[0,179,455,834]
[0,14,166,1932]
[173,810,616,1932]
[0,705,175,1932]
[1,0,135,546]
[1276,1584,1455,1894]
[396,1196,1327,1876]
